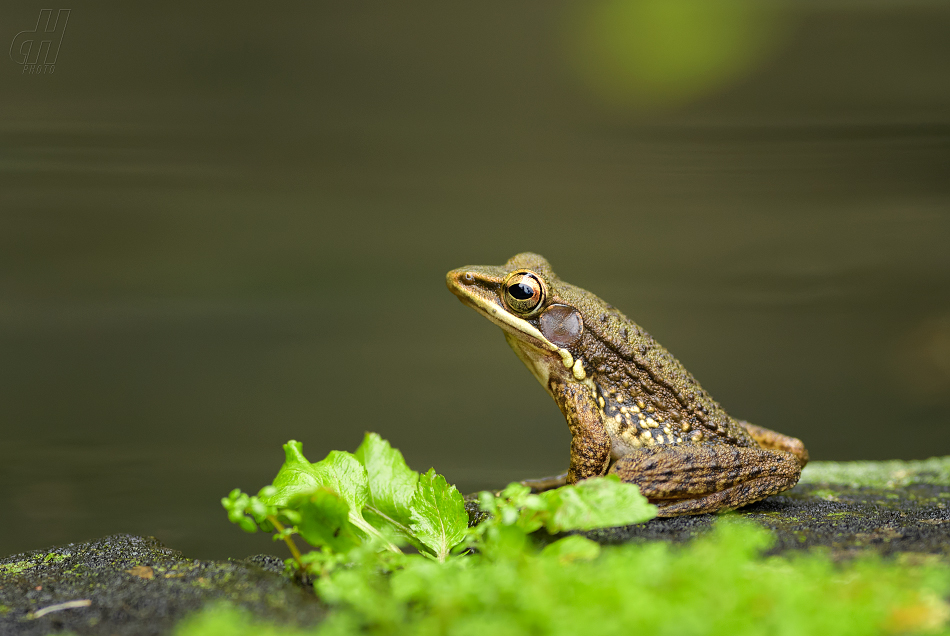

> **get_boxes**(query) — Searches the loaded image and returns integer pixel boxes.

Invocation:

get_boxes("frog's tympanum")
[447,253,808,517]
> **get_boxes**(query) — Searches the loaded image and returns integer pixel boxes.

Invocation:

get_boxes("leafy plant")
[222,433,657,571]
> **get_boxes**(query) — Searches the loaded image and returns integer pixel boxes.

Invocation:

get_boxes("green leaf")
[312,450,371,513]
[354,433,419,526]
[260,441,401,553]
[541,475,657,532]
[295,487,362,553]
[261,440,324,507]
[304,450,403,552]
[409,469,468,562]
[263,442,371,514]
[261,442,370,523]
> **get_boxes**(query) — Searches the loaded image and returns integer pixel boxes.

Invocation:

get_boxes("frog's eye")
[503,272,545,315]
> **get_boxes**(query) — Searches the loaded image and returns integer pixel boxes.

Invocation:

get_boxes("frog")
[446,252,809,517]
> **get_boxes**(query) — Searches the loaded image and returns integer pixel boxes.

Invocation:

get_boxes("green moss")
[800,456,950,488]
[0,559,36,575]
[0,604,10,615]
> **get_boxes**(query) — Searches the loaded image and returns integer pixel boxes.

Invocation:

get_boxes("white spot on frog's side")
[572,358,586,380]
[607,416,643,459]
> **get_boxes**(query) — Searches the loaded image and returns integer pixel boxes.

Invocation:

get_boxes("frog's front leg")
[549,380,611,484]
[609,445,802,517]
[520,472,569,492]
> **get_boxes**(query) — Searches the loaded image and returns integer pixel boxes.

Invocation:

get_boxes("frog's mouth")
[446,267,574,370]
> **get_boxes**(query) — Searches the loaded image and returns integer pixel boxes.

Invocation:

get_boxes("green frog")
[447,252,808,517]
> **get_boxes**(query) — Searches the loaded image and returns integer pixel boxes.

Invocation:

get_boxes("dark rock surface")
[582,482,950,559]
[2,457,947,635]
[0,534,323,636]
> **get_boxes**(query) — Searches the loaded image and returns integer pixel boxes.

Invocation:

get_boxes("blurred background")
[1,0,948,560]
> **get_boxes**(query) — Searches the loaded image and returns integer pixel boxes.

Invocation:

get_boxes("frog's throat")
[504,331,584,393]
[457,288,575,371]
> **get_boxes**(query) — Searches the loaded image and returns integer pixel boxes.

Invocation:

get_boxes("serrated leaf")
[354,433,419,526]
[541,475,657,532]
[409,469,468,562]
[295,487,362,553]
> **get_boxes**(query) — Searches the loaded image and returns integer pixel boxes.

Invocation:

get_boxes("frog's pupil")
[509,282,535,300]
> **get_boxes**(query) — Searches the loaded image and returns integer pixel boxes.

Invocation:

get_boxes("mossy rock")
[0,534,323,636]
[2,457,948,635]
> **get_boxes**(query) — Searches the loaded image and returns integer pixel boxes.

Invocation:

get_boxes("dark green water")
[1,1,948,560]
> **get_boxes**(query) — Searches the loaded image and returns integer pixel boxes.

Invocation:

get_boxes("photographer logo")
[10,9,70,74]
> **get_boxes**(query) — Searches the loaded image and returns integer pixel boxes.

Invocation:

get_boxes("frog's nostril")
[462,272,475,284]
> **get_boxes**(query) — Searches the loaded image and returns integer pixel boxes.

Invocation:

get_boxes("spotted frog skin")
[447,252,808,517]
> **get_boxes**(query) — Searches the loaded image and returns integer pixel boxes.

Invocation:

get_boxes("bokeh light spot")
[565,0,790,111]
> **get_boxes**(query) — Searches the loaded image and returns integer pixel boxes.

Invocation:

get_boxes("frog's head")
[447,252,601,387]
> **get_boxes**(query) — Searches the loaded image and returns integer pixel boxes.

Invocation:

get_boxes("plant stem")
[267,515,305,571]
[350,514,403,554]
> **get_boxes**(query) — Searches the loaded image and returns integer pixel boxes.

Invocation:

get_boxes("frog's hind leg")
[737,421,809,467]
[608,445,802,517]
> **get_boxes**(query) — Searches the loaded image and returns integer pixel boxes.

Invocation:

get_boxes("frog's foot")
[738,420,809,467]
[519,472,569,493]
[608,445,802,517]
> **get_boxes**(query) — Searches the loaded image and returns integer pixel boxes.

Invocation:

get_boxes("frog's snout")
[446,267,507,314]
[446,268,477,296]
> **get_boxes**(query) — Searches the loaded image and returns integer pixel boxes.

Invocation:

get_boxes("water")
[1,1,948,560]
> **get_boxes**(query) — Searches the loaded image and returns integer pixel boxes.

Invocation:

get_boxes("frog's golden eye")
[503,271,545,315]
